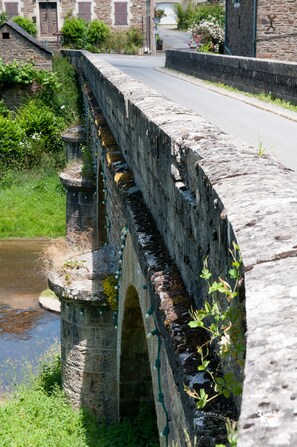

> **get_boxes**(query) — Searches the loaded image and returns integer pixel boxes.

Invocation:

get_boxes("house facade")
[225,0,297,62]
[0,0,154,51]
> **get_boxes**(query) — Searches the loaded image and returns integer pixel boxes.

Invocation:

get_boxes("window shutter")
[114,2,128,26]
[5,2,19,18]
[78,2,91,22]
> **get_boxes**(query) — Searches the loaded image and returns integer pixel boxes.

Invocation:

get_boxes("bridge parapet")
[60,49,297,447]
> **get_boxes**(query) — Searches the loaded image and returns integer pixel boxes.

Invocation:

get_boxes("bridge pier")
[61,299,118,420]
[48,245,118,421]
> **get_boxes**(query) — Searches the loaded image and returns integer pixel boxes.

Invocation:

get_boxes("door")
[39,3,57,36]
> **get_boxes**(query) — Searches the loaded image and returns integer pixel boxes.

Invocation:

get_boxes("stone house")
[225,0,297,62]
[0,0,154,51]
[0,20,52,69]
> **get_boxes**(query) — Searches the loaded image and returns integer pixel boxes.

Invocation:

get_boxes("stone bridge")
[49,50,297,447]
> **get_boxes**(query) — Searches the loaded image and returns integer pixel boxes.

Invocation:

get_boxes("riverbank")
[0,348,159,447]
[0,167,66,239]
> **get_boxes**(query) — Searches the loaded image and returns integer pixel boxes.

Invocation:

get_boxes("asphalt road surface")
[95,53,297,174]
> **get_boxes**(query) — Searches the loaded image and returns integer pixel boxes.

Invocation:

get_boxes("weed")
[204,80,297,113]
[41,229,93,276]
[186,243,245,411]
[258,139,266,157]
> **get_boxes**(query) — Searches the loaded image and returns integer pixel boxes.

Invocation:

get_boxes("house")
[225,0,297,62]
[0,0,154,51]
[0,20,52,69]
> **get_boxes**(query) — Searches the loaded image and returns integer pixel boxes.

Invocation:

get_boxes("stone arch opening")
[119,285,155,419]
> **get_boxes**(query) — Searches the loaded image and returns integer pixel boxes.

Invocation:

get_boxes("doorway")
[39,3,57,36]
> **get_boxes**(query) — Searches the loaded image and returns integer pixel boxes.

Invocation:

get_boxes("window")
[114,2,128,26]
[5,2,18,18]
[78,2,91,22]
[2,32,10,39]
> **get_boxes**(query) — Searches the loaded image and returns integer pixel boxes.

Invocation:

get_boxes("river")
[0,239,60,393]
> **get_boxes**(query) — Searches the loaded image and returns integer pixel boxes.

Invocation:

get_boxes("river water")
[0,239,60,393]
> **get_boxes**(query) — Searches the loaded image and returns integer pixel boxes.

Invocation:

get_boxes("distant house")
[0,20,52,69]
[0,0,154,51]
[225,0,297,62]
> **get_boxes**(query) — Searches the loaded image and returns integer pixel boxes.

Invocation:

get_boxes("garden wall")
[165,50,297,104]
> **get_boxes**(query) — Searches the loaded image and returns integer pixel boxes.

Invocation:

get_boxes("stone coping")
[48,245,117,303]
[60,163,95,191]
[61,126,87,144]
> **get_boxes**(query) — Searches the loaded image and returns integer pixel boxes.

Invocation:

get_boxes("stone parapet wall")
[165,49,297,104]
[63,50,297,446]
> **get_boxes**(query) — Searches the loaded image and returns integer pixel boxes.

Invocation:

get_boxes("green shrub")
[192,3,224,27]
[174,2,196,30]
[0,59,60,95]
[51,54,83,124]
[0,99,10,117]
[0,11,8,25]
[0,116,25,167]
[0,59,36,85]
[61,17,88,48]
[87,19,110,47]
[12,16,37,37]
[127,26,143,47]
[100,27,143,54]
[175,1,224,30]
[17,99,64,154]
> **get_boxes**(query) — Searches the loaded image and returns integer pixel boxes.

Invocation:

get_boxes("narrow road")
[96,53,297,173]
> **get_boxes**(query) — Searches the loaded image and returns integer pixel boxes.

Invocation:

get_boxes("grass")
[0,345,159,447]
[0,167,66,239]
[204,80,297,113]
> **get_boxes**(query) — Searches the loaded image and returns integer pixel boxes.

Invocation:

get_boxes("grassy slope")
[0,169,65,238]
[0,348,158,447]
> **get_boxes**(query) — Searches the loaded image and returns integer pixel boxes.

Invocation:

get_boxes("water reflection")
[0,239,60,392]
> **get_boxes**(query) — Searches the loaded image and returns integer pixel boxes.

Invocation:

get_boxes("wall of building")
[1,0,154,51]
[225,0,255,57]
[165,50,297,105]
[256,0,297,61]
[0,24,52,68]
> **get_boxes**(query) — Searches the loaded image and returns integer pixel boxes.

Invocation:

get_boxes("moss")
[102,275,118,310]
[114,171,133,188]
[106,151,122,167]
[99,128,116,147]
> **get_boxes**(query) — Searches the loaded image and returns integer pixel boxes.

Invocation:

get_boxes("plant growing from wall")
[12,16,37,37]
[102,275,118,310]
[185,242,245,410]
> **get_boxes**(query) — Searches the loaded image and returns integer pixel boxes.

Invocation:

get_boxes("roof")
[0,20,52,54]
